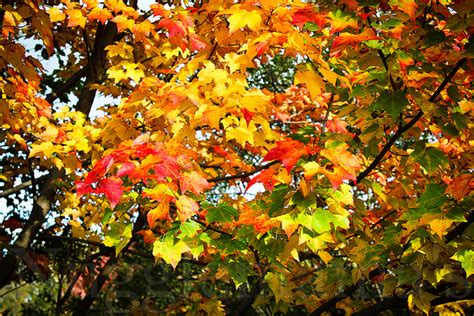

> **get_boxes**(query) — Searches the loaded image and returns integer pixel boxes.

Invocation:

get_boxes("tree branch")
[0,174,48,198]
[72,212,146,316]
[45,67,88,104]
[352,296,408,316]
[207,161,279,183]
[0,20,120,289]
[356,58,466,183]
[445,210,473,243]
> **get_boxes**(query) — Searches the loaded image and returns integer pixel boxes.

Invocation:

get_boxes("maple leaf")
[445,174,474,201]
[150,3,166,16]
[111,15,135,32]
[313,141,361,188]
[189,33,207,51]
[226,118,256,146]
[294,70,325,99]
[291,6,326,28]
[76,176,123,209]
[328,10,358,34]
[176,195,199,222]
[226,8,262,34]
[276,213,299,239]
[331,28,378,52]
[147,200,170,227]
[179,171,211,195]
[235,205,276,234]
[116,162,135,177]
[153,235,189,268]
[389,0,418,18]
[48,7,66,23]
[246,167,278,191]
[263,139,311,172]
[158,18,186,37]
[452,250,474,277]
[66,9,87,29]
[88,7,113,24]
[132,20,154,42]
[2,217,23,230]
[137,230,156,244]
[96,177,124,209]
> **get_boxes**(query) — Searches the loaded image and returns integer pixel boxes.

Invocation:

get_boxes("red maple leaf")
[292,6,327,28]
[189,33,207,51]
[263,139,311,172]
[246,168,277,191]
[76,176,123,209]
[157,18,186,37]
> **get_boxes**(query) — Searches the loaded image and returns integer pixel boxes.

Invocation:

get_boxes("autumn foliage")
[0,0,473,314]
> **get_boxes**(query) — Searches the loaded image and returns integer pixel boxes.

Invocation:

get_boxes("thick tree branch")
[72,212,146,316]
[356,58,466,183]
[352,296,408,316]
[0,20,120,289]
[310,284,357,315]
[0,175,48,198]
[0,167,61,287]
[45,67,88,104]
[207,161,279,183]
[445,210,473,243]
[76,22,117,114]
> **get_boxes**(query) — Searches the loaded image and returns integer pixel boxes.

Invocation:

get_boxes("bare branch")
[207,160,279,183]
[0,175,48,198]
[45,67,88,104]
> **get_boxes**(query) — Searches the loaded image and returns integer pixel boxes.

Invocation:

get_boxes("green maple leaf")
[452,249,474,277]
[412,147,448,174]
[311,208,349,234]
[419,184,448,210]
[226,258,252,288]
[205,203,239,223]
[370,90,409,119]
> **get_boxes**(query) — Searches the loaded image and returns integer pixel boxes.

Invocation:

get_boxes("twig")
[319,93,334,146]
[192,218,232,237]
[0,282,28,298]
[207,161,279,183]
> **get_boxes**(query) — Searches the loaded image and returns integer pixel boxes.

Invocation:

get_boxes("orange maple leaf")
[88,7,113,24]
[331,28,377,52]
[179,171,211,195]
[235,205,276,234]
[246,167,277,191]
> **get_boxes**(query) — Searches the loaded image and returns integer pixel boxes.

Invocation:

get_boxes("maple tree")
[0,0,473,314]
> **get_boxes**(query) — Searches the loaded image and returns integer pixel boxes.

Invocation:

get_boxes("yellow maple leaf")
[111,15,135,32]
[48,7,66,23]
[66,9,87,29]
[153,235,189,268]
[106,42,134,59]
[87,7,113,24]
[294,70,325,99]
[226,118,256,146]
[227,8,262,34]
[107,62,144,83]
[29,141,55,159]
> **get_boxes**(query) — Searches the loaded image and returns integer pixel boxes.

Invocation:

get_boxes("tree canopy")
[0,0,473,314]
